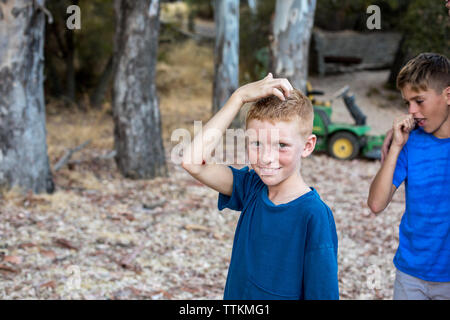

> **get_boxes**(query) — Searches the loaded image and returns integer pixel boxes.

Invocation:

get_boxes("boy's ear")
[444,86,450,105]
[301,134,317,158]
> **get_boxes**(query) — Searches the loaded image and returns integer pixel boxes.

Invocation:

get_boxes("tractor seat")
[306,82,331,107]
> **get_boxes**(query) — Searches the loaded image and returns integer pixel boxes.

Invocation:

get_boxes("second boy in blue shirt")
[368,53,450,299]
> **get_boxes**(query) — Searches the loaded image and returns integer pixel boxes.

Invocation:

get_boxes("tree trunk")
[212,0,239,121]
[45,53,64,98]
[46,0,78,104]
[65,26,76,101]
[90,55,114,108]
[387,35,412,89]
[112,0,167,179]
[0,0,54,194]
[271,0,316,93]
[247,0,258,14]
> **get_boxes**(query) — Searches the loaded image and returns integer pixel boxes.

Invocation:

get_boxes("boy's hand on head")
[392,114,415,149]
[233,73,293,105]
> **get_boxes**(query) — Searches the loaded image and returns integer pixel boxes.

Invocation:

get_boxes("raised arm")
[181,73,293,196]
[367,114,415,213]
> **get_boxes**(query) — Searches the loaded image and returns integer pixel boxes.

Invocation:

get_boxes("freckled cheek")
[247,148,298,166]
[247,148,258,164]
[278,151,296,167]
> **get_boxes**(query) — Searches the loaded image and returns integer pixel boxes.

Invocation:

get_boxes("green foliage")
[315,0,367,31]
[75,0,115,92]
[399,0,449,57]
[239,0,275,84]
[385,0,449,88]
[315,0,448,88]
[44,0,115,100]
[42,0,446,103]
[315,0,448,55]
[185,0,214,19]
[314,0,409,31]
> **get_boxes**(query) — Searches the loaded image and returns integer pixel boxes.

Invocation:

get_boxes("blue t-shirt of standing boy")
[218,166,339,300]
[393,127,450,282]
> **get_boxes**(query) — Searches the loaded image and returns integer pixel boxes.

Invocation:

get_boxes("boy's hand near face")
[391,114,416,149]
[368,114,415,214]
[182,74,293,196]
[381,115,416,164]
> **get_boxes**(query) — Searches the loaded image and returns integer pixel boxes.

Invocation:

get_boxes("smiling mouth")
[259,167,281,175]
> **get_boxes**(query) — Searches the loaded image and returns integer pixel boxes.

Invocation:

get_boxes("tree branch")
[53,140,91,172]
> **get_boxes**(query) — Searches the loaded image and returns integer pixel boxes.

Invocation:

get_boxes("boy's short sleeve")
[303,204,339,300]
[218,166,258,212]
[393,144,407,188]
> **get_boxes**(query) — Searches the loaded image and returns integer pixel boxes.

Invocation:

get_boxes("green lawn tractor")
[306,83,384,160]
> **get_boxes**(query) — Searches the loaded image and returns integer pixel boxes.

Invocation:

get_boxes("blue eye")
[251,141,260,147]
[279,143,288,148]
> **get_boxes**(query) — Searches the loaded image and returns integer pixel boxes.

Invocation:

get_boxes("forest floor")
[0,40,408,300]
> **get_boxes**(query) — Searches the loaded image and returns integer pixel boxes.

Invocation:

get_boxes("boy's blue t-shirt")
[218,166,339,300]
[393,127,450,282]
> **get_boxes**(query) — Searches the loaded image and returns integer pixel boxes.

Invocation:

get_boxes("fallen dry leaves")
[0,264,20,274]
[39,249,57,260]
[0,69,406,299]
[3,255,22,265]
[54,238,79,251]
[0,148,405,300]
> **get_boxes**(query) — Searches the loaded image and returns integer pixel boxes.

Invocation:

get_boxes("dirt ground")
[0,40,409,300]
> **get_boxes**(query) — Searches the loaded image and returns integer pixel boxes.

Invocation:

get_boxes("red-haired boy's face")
[246,118,315,186]
[401,84,450,138]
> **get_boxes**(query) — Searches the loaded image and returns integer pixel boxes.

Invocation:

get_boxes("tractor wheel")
[328,132,360,160]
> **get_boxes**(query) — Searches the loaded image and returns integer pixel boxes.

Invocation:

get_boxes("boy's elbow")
[181,160,189,171]
[367,198,384,214]
[181,161,201,176]
[367,187,387,214]
[181,160,193,173]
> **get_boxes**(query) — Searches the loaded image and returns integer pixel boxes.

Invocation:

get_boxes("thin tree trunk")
[47,0,77,104]
[271,0,316,93]
[65,28,76,101]
[46,54,64,97]
[65,0,78,102]
[0,0,54,194]
[112,0,167,179]
[212,0,239,121]
[90,55,114,108]
[247,0,258,14]
[387,35,411,89]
